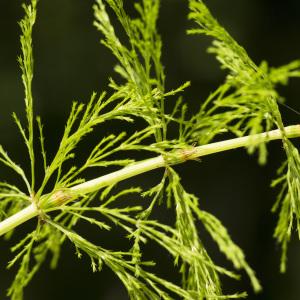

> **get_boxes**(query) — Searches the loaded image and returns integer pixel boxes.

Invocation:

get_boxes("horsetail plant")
[1,0,300,299]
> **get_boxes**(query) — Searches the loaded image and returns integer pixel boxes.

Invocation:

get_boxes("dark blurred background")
[0,0,300,299]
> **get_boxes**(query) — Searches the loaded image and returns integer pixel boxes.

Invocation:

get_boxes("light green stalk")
[0,124,299,237]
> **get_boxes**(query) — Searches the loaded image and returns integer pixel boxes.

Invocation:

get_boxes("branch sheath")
[0,125,299,236]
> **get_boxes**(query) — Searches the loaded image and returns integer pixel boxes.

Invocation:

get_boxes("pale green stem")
[0,124,299,237]
[0,203,37,236]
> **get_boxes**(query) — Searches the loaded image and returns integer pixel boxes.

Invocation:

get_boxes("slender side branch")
[0,124,299,237]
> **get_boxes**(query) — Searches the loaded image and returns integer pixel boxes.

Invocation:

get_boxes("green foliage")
[186,0,299,161]
[271,141,300,273]
[16,0,36,192]
[187,0,300,273]
[1,0,300,299]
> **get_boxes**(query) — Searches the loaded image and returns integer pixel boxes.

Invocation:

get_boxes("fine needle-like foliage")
[187,0,300,274]
[1,0,300,299]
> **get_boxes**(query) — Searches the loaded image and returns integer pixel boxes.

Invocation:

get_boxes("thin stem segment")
[0,124,299,237]
[0,203,37,236]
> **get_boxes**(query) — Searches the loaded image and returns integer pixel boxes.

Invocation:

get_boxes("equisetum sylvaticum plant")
[1,0,300,299]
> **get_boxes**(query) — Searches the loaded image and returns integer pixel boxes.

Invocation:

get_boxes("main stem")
[0,125,299,237]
